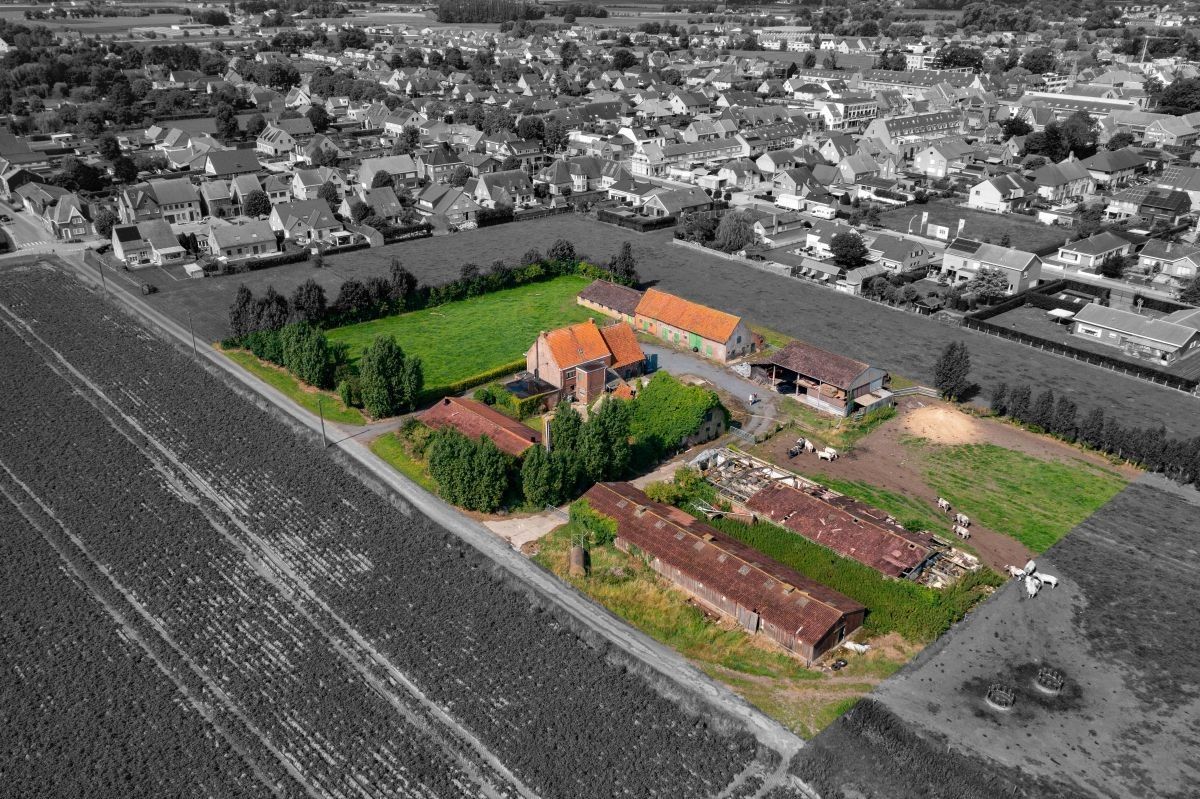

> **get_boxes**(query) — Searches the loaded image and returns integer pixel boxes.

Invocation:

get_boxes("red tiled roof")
[635,288,742,344]
[583,482,864,650]
[543,319,611,369]
[745,482,935,578]
[598,322,645,370]
[419,397,541,456]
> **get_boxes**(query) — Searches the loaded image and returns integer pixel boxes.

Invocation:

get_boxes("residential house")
[473,169,534,208]
[269,199,344,244]
[421,146,462,183]
[911,139,975,178]
[1080,148,1146,188]
[1105,186,1192,225]
[291,167,348,201]
[813,94,878,132]
[208,219,280,260]
[1138,239,1200,280]
[119,178,202,224]
[204,150,262,178]
[1032,158,1096,204]
[750,340,891,417]
[868,233,932,272]
[111,219,186,266]
[1072,303,1200,364]
[256,124,300,158]
[642,186,712,218]
[341,186,404,223]
[414,183,480,225]
[861,111,962,156]
[967,173,1037,213]
[1055,231,1133,271]
[199,180,234,219]
[525,319,647,404]
[939,237,1042,295]
[358,155,421,188]
[634,288,755,362]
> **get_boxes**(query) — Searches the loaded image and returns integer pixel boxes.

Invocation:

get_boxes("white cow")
[1024,575,1042,599]
[1032,572,1058,588]
[818,447,838,462]
[937,497,952,512]
[1024,559,1037,574]
[953,524,971,539]
[1006,564,1025,579]
[803,438,816,453]
[954,512,970,527]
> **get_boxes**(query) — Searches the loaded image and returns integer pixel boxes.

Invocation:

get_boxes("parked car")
[0,214,11,223]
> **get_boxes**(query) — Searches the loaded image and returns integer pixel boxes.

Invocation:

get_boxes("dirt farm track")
[144,216,1200,439]
[0,260,810,798]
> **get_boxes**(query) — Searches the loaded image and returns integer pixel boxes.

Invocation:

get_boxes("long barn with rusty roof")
[583,482,866,664]
[745,481,938,579]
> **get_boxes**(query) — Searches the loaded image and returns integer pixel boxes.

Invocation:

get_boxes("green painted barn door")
[688,333,701,350]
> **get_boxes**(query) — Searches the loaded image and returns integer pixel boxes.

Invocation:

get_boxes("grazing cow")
[804,438,816,453]
[953,524,971,539]
[1032,572,1058,588]
[1006,564,1025,578]
[955,512,970,527]
[1023,559,1037,574]
[1024,575,1041,599]
[818,447,838,462]
[937,497,951,512]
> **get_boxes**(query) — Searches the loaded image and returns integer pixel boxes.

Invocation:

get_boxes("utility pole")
[317,397,328,448]
[188,313,198,359]
[96,254,108,298]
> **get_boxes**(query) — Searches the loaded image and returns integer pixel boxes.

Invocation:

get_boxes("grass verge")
[919,442,1128,552]
[369,431,438,493]
[222,348,365,425]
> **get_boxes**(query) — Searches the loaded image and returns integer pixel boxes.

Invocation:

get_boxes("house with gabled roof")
[358,154,420,188]
[269,198,344,244]
[1072,303,1200,365]
[525,318,646,404]
[634,288,755,362]
[576,279,644,324]
[912,138,975,178]
[1055,231,1133,272]
[204,150,261,178]
[473,169,534,208]
[967,173,1037,213]
[414,183,480,226]
[1032,157,1095,205]
[291,166,347,201]
[118,178,202,225]
[1080,147,1146,188]
[111,218,185,266]
[939,237,1042,295]
[208,219,279,261]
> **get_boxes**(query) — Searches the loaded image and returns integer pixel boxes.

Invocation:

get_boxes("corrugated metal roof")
[584,482,863,649]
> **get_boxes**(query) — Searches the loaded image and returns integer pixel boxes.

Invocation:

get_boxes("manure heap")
[0,261,803,799]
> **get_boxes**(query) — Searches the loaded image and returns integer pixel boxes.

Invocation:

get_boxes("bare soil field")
[0,260,777,798]
[138,214,1200,439]
[755,397,1135,570]
[791,473,1200,799]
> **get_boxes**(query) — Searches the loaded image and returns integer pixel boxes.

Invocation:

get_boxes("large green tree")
[830,231,868,268]
[358,335,422,417]
[714,210,756,253]
[933,340,971,401]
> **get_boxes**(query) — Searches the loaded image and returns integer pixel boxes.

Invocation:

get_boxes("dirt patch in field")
[757,398,1134,572]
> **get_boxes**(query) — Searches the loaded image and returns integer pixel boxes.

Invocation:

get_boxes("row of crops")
[0,262,764,798]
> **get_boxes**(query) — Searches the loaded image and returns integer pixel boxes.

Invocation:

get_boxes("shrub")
[427,427,513,512]
[568,499,618,546]
[629,372,726,465]
[359,335,423,417]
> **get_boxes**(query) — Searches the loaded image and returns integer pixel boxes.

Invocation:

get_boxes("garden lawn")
[877,201,1066,252]
[920,443,1127,553]
[326,276,601,397]
[222,349,365,425]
